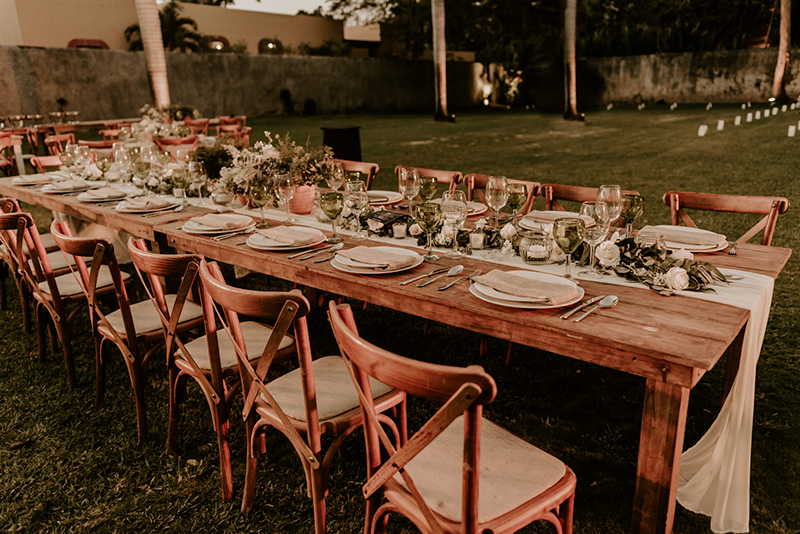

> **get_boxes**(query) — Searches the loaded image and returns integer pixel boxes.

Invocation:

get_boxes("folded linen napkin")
[640,225,725,246]
[12,175,52,185]
[51,170,72,180]
[367,192,390,203]
[189,213,251,230]
[126,197,173,209]
[473,270,580,306]
[337,246,418,270]
[257,226,320,246]
[84,187,125,199]
[44,179,89,191]
[524,210,594,227]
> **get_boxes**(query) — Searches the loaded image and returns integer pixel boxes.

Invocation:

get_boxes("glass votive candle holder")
[392,223,407,238]
[519,230,552,264]
[469,232,485,250]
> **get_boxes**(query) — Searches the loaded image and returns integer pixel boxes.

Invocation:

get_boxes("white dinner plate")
[246,229,326,251]
[648,225,728,252]
[368,190,404,205]
[182,221,255,236]
[331,247,423,275]
[12,176,52,186]
[77,191,128,203]
[520,211,596,229]
[430,198,488,216]
[40,182,94,194]
[115,200,180,213]
[470,270,584,309]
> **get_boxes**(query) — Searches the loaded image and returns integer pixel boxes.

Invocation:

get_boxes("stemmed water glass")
[419,176,438,202]
[95,154,112,181]
[485,175,509,229]
[398,168,420,217]
[553,217,586,280]
[132,157,151,193]
[189,160,208,203]
[74,146,92,179]
[176,148,194,167]
[344,180,369,240]
[326,162,345,191]
[578,201,609,279]
[597,184,622,231]
[620,194,645,237]
[441,190,468,258]
[320,192,344,243]
[58,147,75,168]
[416,202,443,262]
[113,148,132,183]
[275,174,297,225]
[249,177,273,229]
[506,182,528,228]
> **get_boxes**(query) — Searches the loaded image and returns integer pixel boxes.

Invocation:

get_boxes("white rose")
[501,239,514,253]
[474,218,488,231]
[670,249,694,260]
[147,177,160,187]
[596,241,621,267]
[442,225,455,239]
[409,223,423,236]
[367,219,383,233]
[609,230,621,243]
[665,267,690,291]
[499,223,517,240]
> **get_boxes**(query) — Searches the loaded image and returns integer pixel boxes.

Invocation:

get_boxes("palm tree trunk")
[563,0,578,118]
[134,0,170,108]
[772,0,791,100]
[431,0,449,121]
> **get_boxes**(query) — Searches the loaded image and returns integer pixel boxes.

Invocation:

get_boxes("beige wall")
[9,0,342,53]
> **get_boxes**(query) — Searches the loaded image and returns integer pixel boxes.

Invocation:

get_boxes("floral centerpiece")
[131,104,198,141]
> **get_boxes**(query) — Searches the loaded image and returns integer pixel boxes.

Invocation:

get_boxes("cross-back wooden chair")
[154,135,199,162]
[217,115,246,129]
[328,302,576,534]
[44,133,76,155]
[129,238,268,499]
[183,117,209,136]
[0,212,35,328]
[30,155,63,174]
[662,191,790,246]
[335,159,380,190]
[0,135,24,176]
[78,139,115,150]
[394,165,463,193]
[51,124,75,135]
[98,128,122,141]
[198,260,407,529]
[540,184,640,228]
[465,174,539,215]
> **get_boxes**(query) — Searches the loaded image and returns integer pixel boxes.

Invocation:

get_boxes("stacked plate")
[40,180,94,194]
[331,246,423,275]
[246,228,326,251]
[367,190,404,205]
[520,211,595,230]
[430,197,488,216]
[182,214,254,235]
[115,198,180,214]
[77,188,128,203]
[646,225,728,253]
[12,175,52,186]
[470,270,584,309]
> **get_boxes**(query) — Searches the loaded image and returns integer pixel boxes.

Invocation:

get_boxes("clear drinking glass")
[553,217,586,280]
[175,148,194,167]
[578,201,609,279]
[58,149,75,168]
[95,154,112,180]
[416,202,443,262]
[441,190,468,258]
[620,194,645,237]
[275,174,297,225]
[597,184,622,231]
[320,192,344,243]
[485,175,509,229]
[326,162,345,191]
[346,191,369,240]
[132,158,151,192]
[398,168,420,217]
[506,183,528,227]
[419,176,438,201]
[250,180,273,228]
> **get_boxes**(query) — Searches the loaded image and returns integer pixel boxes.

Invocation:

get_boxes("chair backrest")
[465,174,539,214]
[328,301,497,533]
[197,259,323,452]
[662,191,790,246]
[98,129,121,140]
[0,136,23,172]
[44,133,76,155]
[221,127,251,148]
[51,124,75,135]
[30,155,63,173]
[394,165,463,191]
[540,184,641,210]
[183,117,209,136]
[335,158,380,190]
[217,116,244,128]
[78,139,115,149]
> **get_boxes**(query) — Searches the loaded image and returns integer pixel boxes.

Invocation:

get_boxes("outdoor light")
[769,97,776,102]
[268,43,275,49]
[215,43,222,50]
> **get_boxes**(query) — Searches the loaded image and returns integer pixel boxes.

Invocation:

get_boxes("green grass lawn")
[1,105,798,533]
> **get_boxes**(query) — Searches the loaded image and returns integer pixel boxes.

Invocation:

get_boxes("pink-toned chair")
[154,136,199,162]
[0,136,23,176]
[198,260,406,529]
[98,129,121,141]
[183,117,209,136]
[329,301,576,534]
[335,159,380,190]
[77,139,115,149]
[219,126,251,148]
[51,124,75,135]
[30,155,63,174]
[662,191,790,246]
[394,165,463,193]
[465,173,539,215]
[540,183,640,212]
[44,133,76,155]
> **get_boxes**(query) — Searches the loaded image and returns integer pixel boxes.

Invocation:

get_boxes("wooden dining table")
[0,177,791,534]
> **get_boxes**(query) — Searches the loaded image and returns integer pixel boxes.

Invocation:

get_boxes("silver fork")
[728,241,738,255]
[438,269,481,291]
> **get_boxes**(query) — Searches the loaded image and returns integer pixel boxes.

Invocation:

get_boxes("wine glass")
[398,168,420,217]
[326,162,345,191]
[58,149,75,168]
[74,146,92,179]
[320,192,344,243]
[345,181,369,241]
[597,185,622,231]
[441,190,468,258]
[95,154,112,181]
[419,176,438,201]
[250,179,273,229]
[275,174,297,225]
[189,160,208,202]
[552,217,586,280]
[620,194,645,237]
[416,202,443,262]
[485,175,509,229]
[113,148,132,183]
[578,202,609,279]
[506,182,528,228]
[132,158,151,192]
[175,148,193,167]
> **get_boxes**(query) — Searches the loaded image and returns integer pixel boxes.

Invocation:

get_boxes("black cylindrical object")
[321,126,362,161]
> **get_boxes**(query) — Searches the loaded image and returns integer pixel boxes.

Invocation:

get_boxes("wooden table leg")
[153,230,180,293]
[13,142,26,176]
[631,379,689,534]
[721,326,745,408]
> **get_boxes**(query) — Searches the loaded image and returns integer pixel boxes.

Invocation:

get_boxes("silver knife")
[399,267,449,286]
[560,295,606,320]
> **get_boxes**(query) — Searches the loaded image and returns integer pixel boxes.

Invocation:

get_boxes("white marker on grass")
[735,116,742,126]
[706,103,713,110]
[746,113,753,122]
[717,120,725,131]
[755,111,761,120]
[782,105,788,112]
[698,125,709,137]
[773,107,779,116]
[789,125,797,137]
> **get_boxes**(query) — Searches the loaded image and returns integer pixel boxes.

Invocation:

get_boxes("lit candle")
[470,232,485,249]
[392,223,407,239]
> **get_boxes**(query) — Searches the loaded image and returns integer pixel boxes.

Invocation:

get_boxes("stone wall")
[0,45,483,120]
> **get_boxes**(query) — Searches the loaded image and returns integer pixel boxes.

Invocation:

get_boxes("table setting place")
[520,210,595,230]
[330,245,423,274]
[430,196,488,217]
[116,195,182,215]
[639,224,728,252]
[366,190,404,205]
[245,225,327,251]
[181,213,255,239]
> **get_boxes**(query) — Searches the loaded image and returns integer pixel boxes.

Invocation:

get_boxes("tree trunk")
[134,0,170,108]
[563,0,578,118]
[772,0,791,100]
[431,0,449,121]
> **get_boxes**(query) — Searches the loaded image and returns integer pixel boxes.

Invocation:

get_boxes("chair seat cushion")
[265,355,393,422]
[0,232,58,254]
[105,295,203,336]
[182,321,294,371]
[389,415,567,524]
[37,266,131,297]
[28,250,78,272]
